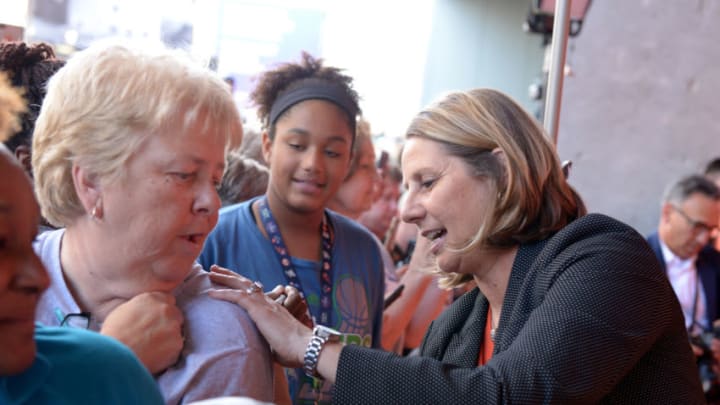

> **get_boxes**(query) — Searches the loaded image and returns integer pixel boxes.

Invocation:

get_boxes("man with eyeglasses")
[647,174,720,397]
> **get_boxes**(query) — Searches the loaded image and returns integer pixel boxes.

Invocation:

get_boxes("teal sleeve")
[34,326,165,405]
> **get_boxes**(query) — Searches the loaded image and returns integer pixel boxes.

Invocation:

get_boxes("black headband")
[268,79,359,126]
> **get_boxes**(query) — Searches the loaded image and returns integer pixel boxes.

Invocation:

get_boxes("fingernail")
[274,294,287,304]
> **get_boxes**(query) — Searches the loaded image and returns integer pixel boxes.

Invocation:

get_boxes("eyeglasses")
[55,308,92,329]
[670,205,720,238]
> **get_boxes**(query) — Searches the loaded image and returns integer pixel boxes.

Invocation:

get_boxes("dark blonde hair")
[405,88,585,287]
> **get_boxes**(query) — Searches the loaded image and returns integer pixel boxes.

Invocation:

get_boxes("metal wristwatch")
[303,325,342,379]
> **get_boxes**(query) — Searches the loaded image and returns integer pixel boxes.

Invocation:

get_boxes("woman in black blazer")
[210,88,704,404]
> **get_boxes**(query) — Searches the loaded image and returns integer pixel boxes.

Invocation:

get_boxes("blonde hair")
[0,72,25,143]
[405,89,585,288]
[346,117,372,179]
[32,42,242,227]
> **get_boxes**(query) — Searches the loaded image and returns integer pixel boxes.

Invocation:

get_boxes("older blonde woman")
[0,72,163,404]
[210,88,704,403]
[31,43,273,404]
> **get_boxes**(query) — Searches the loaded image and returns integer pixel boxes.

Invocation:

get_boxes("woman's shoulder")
[563,213,639,236]
[176,267,263,341]
[527,213,662,279]
[545,213,648,253]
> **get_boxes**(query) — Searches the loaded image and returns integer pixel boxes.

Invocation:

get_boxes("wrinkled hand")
[101,292,184,374]
[208,265,311,368]
[266,284,313,328]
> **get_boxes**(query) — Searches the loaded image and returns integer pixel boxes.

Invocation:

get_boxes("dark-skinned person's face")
[263,99,353,214]
[0,153,49,375]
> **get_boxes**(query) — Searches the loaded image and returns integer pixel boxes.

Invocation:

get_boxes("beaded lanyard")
[257,196,334,325]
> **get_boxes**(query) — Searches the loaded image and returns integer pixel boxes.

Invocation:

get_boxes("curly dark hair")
[249,51,360,138]
[0,41,65,152]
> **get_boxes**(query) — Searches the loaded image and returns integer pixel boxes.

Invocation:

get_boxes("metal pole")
[543,0,571,146]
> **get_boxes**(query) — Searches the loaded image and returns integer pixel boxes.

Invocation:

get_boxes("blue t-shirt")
[0,325,163,405]
[199,197,385,404]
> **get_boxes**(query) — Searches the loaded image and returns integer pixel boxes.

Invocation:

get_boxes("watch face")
[315,325,342,341]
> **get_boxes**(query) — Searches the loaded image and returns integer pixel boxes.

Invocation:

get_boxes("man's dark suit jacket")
[647,232,720,332]
[333,214,703,404]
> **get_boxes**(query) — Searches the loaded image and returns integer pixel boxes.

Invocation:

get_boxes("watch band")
[303,326,341,379]
[303,334,328,378]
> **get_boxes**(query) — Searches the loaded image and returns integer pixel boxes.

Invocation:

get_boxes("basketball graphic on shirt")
[335,275,369,334]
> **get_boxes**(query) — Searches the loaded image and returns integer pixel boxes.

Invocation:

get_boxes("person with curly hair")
[199,52,385,404]
[0,72,25,141]
[0,41,64,176]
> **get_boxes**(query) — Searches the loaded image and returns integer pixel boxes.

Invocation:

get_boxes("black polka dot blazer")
[334,214,704,404]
